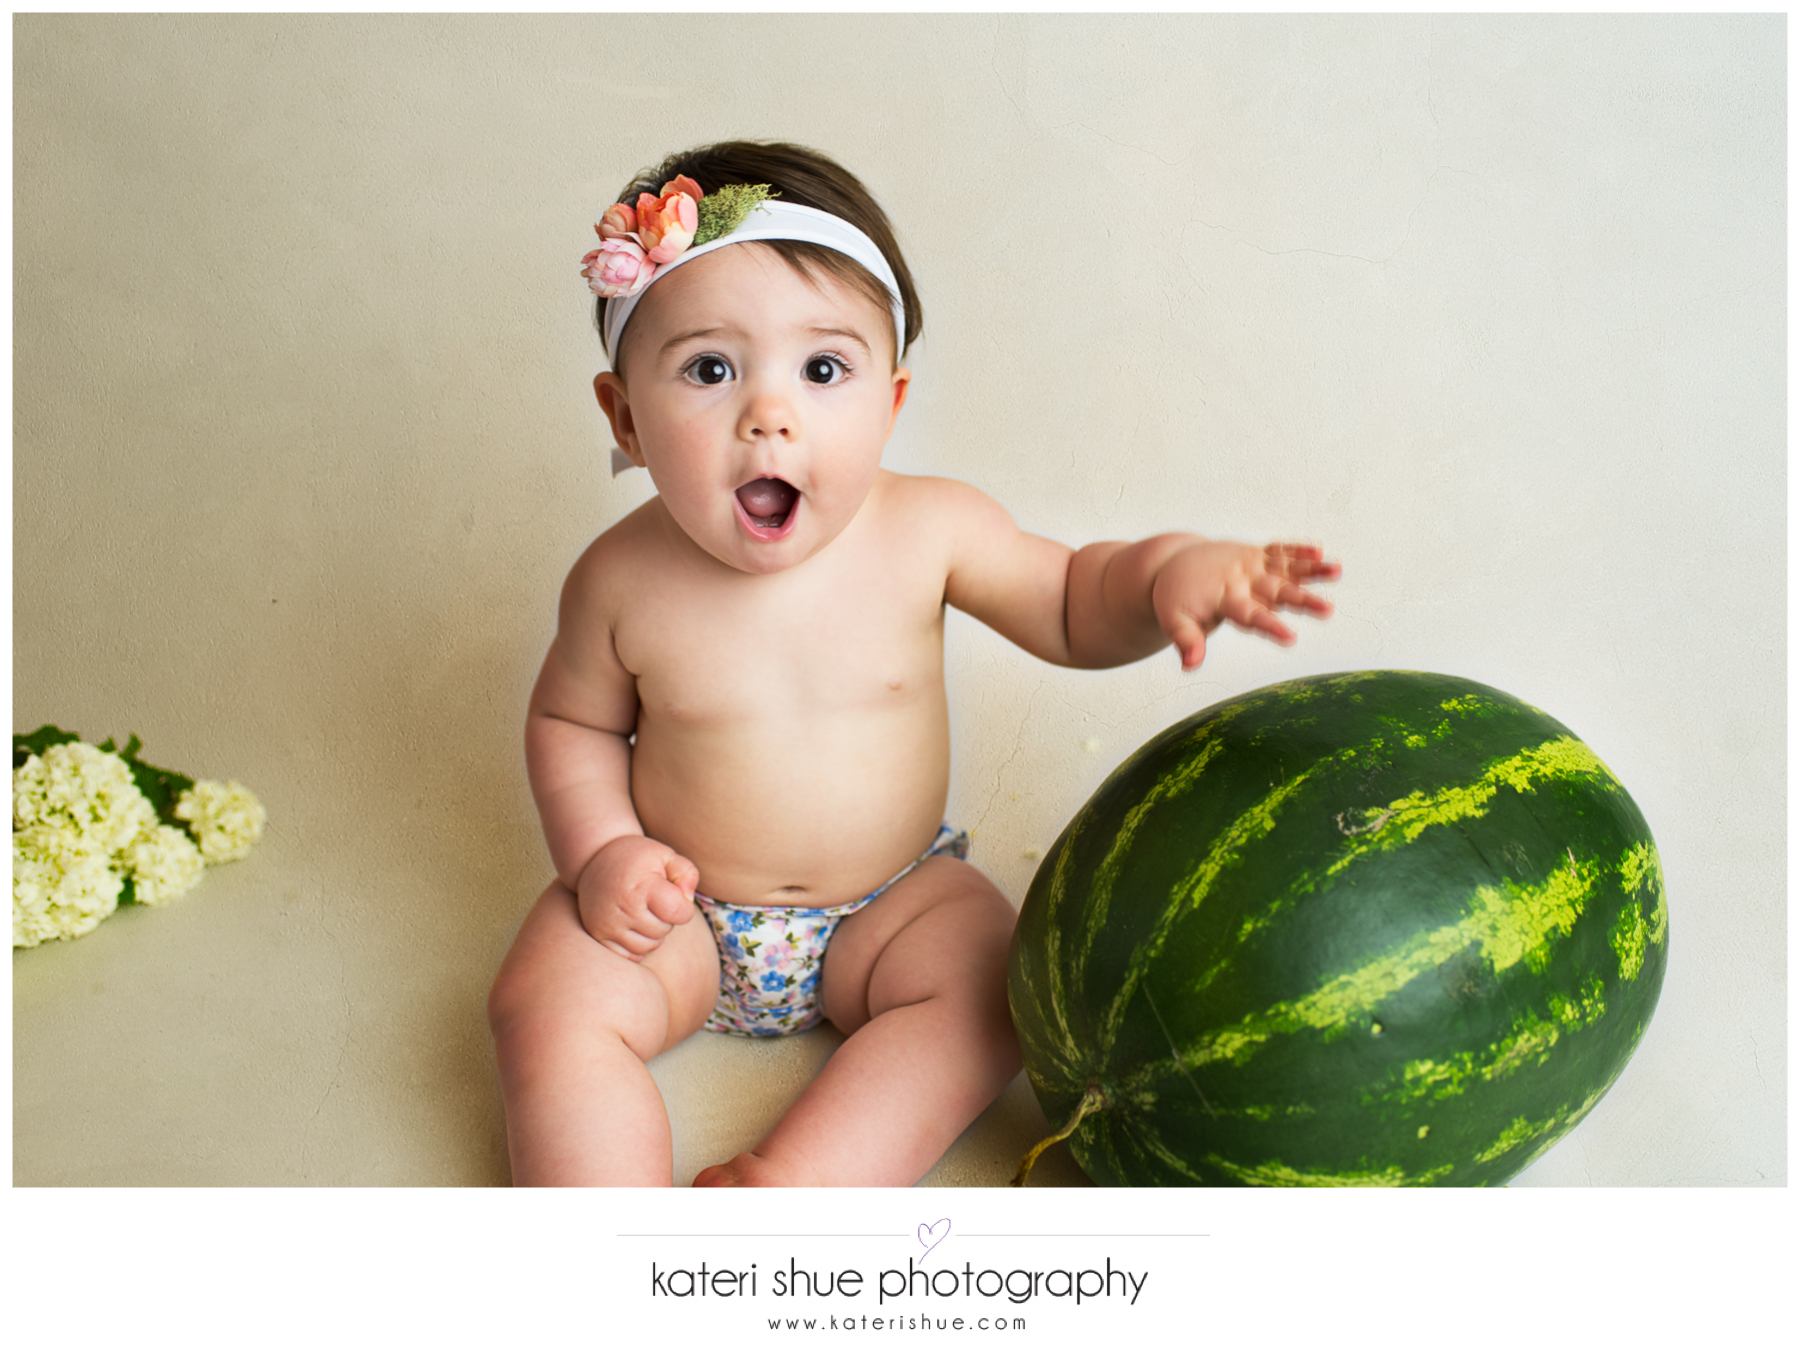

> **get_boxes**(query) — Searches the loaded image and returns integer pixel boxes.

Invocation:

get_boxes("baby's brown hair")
[604,141,922,371]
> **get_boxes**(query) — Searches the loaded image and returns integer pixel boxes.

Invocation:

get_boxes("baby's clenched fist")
[575,834,701,961]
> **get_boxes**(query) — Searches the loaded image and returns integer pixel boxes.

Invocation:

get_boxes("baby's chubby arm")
[936,479,1339,670]
[526,550,699,962]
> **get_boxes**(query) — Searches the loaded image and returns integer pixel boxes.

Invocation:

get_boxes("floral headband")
[582,177,907,366]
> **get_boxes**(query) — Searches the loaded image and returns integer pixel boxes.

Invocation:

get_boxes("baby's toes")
[691,1158,743,1187]
[691,1152,802,1187]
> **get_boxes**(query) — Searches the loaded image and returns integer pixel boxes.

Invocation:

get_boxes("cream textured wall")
[13,14,1784,1186]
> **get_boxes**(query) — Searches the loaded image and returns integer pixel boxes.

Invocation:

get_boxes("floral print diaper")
[693,823,970,1037]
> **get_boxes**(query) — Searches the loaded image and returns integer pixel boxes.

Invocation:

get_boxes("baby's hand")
[1152,541,1340,671]
[575,834,701,961]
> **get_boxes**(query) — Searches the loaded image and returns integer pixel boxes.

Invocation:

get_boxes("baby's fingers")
[1161,608,1210,672]
[1217,580,1296,645]
[1264,576,1335,618]
[647,872,698,925]
[599,920,667,962]
[665,854,700,908]
[1236,606,1298,646]
[1266,542,1342,582]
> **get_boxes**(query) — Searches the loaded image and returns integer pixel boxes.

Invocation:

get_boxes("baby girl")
[486,141,1340,1186]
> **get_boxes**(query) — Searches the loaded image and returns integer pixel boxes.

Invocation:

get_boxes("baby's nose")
[738,384,797,441]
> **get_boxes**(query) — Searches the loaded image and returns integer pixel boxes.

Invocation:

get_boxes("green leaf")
[14,724,82,769]
[113,738,196,829]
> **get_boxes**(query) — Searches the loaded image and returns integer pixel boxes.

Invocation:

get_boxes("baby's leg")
[487,880,720,1185]
[693,858,1019,1187]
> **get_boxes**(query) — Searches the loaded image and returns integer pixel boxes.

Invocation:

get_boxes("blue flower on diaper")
[727,909,759,934]
[761,970,791,992]
[799,970,821,995]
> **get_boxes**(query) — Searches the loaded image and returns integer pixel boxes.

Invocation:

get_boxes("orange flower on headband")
[597,201,638,241]
[636,176,702,264]
[666,174,704,205]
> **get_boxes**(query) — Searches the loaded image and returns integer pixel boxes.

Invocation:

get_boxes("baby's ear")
[594,372,646,469]
[887,365,912,429]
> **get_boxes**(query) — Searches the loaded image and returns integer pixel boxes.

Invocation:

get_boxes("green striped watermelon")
[1008,670,1667,1187]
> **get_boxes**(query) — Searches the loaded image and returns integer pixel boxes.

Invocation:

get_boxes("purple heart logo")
[917,1218,951,1261]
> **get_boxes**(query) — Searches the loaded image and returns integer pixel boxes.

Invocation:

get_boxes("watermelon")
[1007,670,1668,1187]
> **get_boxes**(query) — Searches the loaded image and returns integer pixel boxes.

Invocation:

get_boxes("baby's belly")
[630,702,954,906]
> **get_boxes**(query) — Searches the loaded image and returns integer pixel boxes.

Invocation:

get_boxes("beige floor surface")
[12,741,1089,1188]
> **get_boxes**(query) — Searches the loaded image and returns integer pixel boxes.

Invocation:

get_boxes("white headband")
[600,199,907,367]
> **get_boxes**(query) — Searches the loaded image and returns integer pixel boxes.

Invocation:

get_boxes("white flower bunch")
[12,733,265,949]
[13,828,123,948]
[176,779,268,864]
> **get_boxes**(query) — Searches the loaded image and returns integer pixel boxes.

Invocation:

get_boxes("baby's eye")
[803,355,848,385]
[685,356,733,386]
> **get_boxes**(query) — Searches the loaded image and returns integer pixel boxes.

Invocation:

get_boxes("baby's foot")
[692,1151,812,1187]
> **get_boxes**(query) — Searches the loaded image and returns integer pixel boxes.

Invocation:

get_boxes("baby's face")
[599,244,909,576]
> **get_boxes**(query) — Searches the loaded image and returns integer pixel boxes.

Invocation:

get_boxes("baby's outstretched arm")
[526,559,699,962]
[937,480,1338,671]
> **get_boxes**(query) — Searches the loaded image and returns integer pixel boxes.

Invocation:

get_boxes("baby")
[487,141,1340,1186]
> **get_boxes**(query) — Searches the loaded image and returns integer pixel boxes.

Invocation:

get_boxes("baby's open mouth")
[735,477,799,531]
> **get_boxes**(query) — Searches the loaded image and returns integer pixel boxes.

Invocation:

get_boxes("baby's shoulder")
[870,470,1007,535]
[558,498,671,614]
[869,471,1022,560]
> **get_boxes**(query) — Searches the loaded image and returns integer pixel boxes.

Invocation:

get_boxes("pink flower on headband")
[582,237,656,298]
[597,202,638,241]
[637,176,702,264]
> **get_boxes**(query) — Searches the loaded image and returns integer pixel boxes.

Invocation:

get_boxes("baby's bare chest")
[613,565,947,729]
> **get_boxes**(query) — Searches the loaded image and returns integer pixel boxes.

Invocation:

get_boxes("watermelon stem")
[1010,1083,1107,1188]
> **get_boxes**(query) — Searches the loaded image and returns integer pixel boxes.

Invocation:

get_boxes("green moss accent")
[691,183,776,247]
